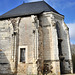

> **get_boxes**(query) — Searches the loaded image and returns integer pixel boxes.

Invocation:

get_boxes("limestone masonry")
[0,1,73,75]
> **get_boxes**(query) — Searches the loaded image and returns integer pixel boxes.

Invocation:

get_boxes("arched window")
[56,21,63,56]
[56,22,61,38]
[56,22,65,74]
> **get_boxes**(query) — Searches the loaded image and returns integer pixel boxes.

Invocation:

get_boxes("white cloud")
[67,23,75,44]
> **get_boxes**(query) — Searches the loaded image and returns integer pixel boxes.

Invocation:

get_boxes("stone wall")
[38,25,44,74]
[0,20,14,74]
[0,12,73,75]
[39,12,73,75]
[71,44,75,73]
[55,14,73,73]
[39,12,60,75]
[0,16,39,75]
[18,16,39,75]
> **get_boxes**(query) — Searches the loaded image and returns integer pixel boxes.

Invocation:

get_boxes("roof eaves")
[0,12,43,20]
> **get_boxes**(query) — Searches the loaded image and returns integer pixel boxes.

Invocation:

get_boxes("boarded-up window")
[20,48,25,63]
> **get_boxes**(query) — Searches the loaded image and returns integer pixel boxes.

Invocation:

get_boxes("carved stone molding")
[10,18,21,34]
[31,15,39,29]
[50,14,56,27]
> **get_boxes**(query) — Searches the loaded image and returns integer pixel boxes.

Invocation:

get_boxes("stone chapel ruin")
[0,1,73,75]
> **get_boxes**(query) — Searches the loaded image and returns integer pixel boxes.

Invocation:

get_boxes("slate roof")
[0,1,63,19]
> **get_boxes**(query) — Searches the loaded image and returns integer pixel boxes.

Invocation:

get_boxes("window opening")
[20,48,25,63]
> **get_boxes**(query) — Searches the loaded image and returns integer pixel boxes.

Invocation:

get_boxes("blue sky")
[0,0,75,44]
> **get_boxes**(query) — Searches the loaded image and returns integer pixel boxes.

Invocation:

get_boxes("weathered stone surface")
[0,12,73,75]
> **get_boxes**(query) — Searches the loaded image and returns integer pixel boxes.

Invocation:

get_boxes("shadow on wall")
[56,21,72,74]
[0,49,14,75]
